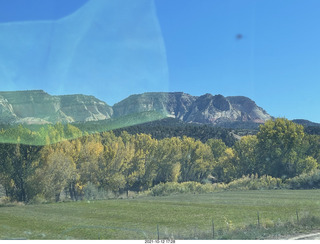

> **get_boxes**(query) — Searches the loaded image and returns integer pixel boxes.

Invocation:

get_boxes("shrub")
[149,182,215,196]
[286,170,320,189]
[28,194,48,204]
[226,174,283,190]
[147,175,284,197]
[0,196,11,205]
[0,196,25,207]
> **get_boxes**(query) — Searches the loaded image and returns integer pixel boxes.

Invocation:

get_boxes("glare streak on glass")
[0,0,170,145]
[0,0,169,104]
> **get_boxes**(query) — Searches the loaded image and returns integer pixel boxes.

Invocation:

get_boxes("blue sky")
[154,0,320,122]
[0,0,319,122]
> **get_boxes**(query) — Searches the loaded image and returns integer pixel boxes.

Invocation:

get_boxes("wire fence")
[2,195,320,240]
[57,208,320,240]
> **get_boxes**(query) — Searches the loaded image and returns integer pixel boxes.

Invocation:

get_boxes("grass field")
[1,190,320,240]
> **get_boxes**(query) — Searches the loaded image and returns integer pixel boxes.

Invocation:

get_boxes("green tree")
[206,139,227,160]
[0,143,42,202]
[64,124,83,140]
[129,133,157,192]
[100,135,135,194]
[233,135,258,177]
[303,134,320,163]
[212,147,238,182]
[153,137,182,184]
[78,139,104,187]
[180,137,214,182]
[296,156,318,175]
[49,139,82,200]
[256,118,306,178]
[31,150,77,201]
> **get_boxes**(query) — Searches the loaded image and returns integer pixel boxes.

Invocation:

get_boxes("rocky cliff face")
[0,90,272,125]
[0,95,17,123]
[112,92,196,120]
[113,92,272,125]
[0,90,113,124]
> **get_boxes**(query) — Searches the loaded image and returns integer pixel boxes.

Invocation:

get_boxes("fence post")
[212,218,215,239]
[296,210,299,225]
[157,224,160,240]
[257,211,260,228]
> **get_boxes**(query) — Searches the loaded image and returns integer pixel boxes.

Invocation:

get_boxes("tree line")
[111,117,236,146]
[0,116,236,147]
[0,118,319,203]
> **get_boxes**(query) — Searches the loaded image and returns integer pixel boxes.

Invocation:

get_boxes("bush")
[227,174,283,190]
[147,175,284,197]
[0,196,25,207]
[27,194,48,204]
[286,170,320,189]
[0,196,11,205]
[149,182,215,196]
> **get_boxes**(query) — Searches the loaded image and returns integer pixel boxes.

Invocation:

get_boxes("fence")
[57,208,320,240]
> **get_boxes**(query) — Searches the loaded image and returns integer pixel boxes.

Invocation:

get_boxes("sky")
[0,0,319,122]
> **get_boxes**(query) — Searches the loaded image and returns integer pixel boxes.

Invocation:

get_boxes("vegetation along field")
[1,117,320,239]
[1,190,320,240]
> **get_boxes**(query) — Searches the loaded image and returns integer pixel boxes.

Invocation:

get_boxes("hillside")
[0,90,113,124]
[113,92,272,125]
[0,90,273,128]
[2,90,320,137]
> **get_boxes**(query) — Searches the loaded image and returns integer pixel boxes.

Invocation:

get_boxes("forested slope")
[0,118,320,203]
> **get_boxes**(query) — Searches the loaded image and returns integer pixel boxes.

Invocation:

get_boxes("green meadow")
[1,189,320,240]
